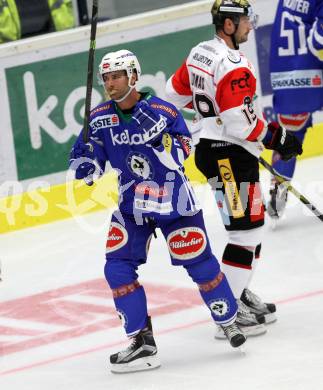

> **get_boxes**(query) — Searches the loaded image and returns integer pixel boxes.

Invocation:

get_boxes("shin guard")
[185,257,238,325]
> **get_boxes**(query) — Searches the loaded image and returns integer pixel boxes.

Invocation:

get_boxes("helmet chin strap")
[112,74,136,103]
[231,32,239,50]
[222,19,240,50]
[223,25,239,50]
[113,84,135,103]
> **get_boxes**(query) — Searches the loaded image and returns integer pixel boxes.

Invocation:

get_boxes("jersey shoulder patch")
[227,49,241,64]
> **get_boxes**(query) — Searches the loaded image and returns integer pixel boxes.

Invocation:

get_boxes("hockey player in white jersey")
[166,0,303,337]
[268,0,323,220]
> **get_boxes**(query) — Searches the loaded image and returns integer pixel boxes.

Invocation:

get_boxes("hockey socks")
[184,257,238,325]
[111,282,148,336]
[221,243,254,299]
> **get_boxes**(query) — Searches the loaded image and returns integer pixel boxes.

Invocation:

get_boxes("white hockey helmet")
[99,49,141,83]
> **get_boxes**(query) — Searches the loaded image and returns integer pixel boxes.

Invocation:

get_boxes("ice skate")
[110,317,160,373]
[267,179,289,221]
[220,320,247,348]
[241,288,277,324]
[215,299,267,339]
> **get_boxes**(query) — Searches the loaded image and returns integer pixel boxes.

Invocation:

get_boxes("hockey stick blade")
[259,156,323,222]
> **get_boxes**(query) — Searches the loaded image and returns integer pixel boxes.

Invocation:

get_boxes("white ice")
[0,156,323,390]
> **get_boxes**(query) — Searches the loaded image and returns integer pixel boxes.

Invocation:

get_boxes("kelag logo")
[6,57,169,180]
[4,25,211,181]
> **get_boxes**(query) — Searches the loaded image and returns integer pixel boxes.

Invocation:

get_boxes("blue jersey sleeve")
[308,2,323,60]
[151,103,192,171]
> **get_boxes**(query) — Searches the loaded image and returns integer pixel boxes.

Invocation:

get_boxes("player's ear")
[130,73,137,86]
[223,18,235,34]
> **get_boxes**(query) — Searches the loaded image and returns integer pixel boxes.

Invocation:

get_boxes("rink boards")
[0,0,322,233]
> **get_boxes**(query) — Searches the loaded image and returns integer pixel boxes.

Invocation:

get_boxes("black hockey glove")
[132,100,167,147]
[262,122,303,161]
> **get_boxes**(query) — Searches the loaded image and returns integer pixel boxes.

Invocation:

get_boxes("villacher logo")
[106,222,128,253]
[167,227,206,260]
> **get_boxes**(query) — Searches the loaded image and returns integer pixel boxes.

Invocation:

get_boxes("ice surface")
[0,156,322,390]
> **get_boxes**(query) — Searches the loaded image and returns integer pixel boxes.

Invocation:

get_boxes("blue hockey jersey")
[72,94,199,220]
[270,0,323,114]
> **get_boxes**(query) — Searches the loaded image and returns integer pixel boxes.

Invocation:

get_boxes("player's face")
[235,16,253,44]
[103,71,129,100]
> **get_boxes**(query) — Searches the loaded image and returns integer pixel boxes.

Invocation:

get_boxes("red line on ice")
[1,284,323,376]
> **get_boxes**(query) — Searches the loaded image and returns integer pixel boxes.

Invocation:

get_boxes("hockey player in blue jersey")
[268,0,323,219]
[69,49,246,373]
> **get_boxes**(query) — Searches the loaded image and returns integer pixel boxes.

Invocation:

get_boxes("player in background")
[268,0,323,219]
[166,0,303,338]
[69,49,246,373]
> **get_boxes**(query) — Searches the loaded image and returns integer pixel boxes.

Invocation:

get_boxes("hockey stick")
[83,0,99,143]
[259,156,323,222]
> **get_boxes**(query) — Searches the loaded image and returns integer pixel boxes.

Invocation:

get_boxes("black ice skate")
[267,179,289,219]
[110,317,160,373]
[241,288,277,324]
[220,321,247,348]
[215,299,267,339]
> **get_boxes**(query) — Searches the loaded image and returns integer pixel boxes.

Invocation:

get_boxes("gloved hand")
[132,100,167,146]
[262,122,303,161]
[69,140,96,185]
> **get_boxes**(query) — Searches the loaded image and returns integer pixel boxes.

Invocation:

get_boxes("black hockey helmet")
[211,0,258,31]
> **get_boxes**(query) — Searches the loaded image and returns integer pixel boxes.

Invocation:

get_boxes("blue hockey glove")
[132,100,167,146]
[262,122,303,161]
[69,140,96,185]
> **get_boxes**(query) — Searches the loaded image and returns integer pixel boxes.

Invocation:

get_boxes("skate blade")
[264,312,277,324]
[215,324,267,339]
[111,355,161,374]
[238,345,246,356]
[269,217,279,230]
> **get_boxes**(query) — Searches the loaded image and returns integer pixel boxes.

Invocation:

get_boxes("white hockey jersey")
[166,35,267,157]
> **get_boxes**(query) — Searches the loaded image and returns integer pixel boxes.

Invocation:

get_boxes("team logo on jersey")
[127,152,154,179]
[208,299,229,317]
[231,71,251,92]
[90,114,119,131]
[110,115,167,146]
[167,227,206,260]
[106,222,128,253]
[227,50,241,64]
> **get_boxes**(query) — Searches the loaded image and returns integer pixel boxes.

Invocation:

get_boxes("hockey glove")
[69,140,96,185]
[262,122,303,161]
[132,100,167,146]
